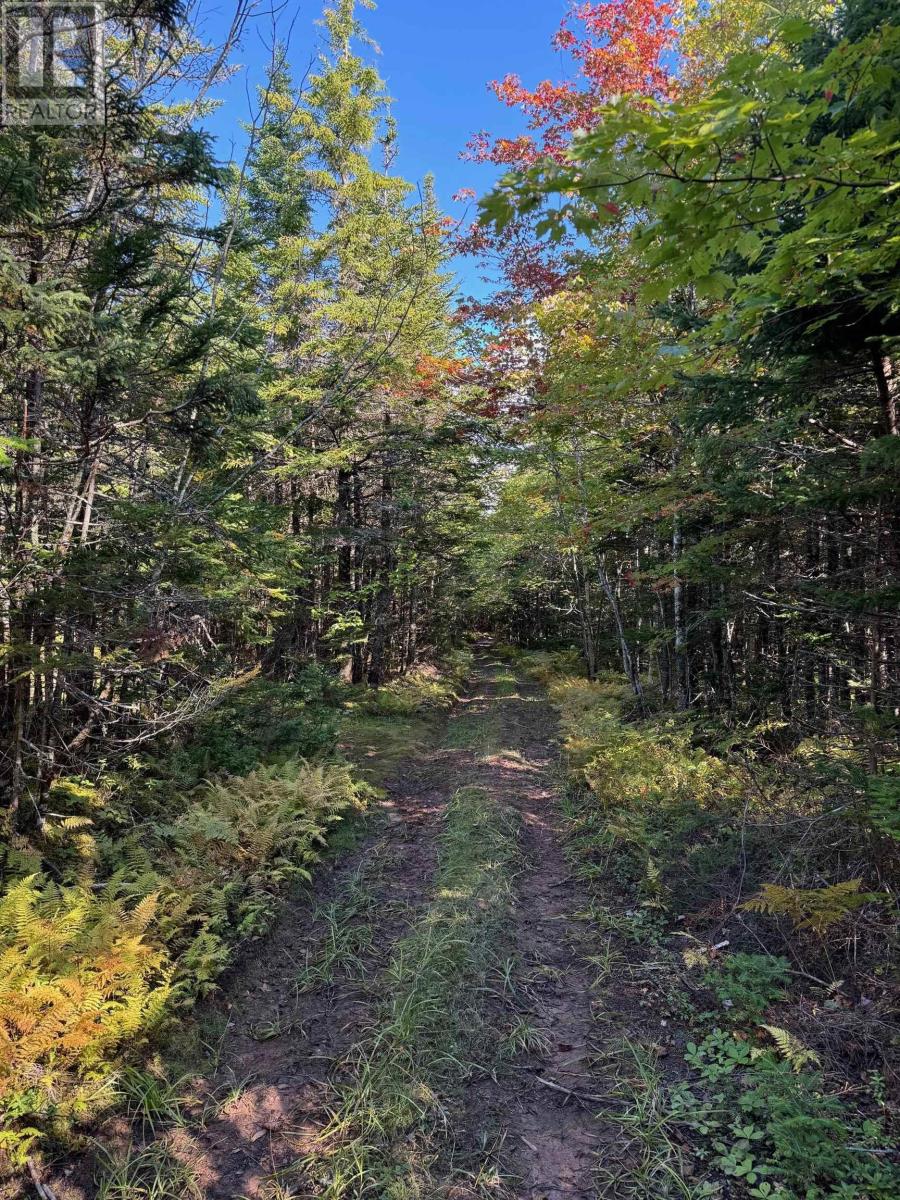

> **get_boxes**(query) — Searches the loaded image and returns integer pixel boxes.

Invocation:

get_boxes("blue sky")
[195,0,573,292]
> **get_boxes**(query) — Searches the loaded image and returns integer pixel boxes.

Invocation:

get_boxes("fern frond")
[758,1024,821,1071]
[742,879,878,935]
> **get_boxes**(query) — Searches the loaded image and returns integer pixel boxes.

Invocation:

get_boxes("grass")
[340,660,468,785]
[441,707,501,751]
[296,785,520,1199]
[115,1067,188,1136]
[439,663,521,754]
[295,864,379,992]
[595,1042,710,1200]
[498,1015,552,1059]
[95,1143,201,1200]
[490,666,521,699]
[196,1073,254,1127]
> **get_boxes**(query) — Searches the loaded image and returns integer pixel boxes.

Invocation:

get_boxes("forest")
[0,1,898,1198]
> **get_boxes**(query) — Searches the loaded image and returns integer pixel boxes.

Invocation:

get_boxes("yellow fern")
[0,757,364,1154]
[757,1024,821,1071]
[741,879,878,935]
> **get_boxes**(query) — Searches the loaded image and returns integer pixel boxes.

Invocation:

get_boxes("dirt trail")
[159,707,485,1198]
[452,661,609,1200]
[36,654,612,1199]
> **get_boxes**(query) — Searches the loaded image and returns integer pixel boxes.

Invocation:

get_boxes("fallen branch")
[534,1075,605,1105]
[27,1160,58,1200]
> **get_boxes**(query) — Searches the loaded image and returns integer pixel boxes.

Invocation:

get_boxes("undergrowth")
[0,655,469,1168]
[0,759,364,1160]
[511,648,900,1200]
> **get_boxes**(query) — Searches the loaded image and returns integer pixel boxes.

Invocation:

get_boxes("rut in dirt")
[144,707,474,1199]
[453,659,611,1200]
[213,655,606,1200]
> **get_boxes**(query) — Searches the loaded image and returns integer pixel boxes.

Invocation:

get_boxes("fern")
[757,1025,821,1071]
[0,757,365,1153]
[741,879,879,935]
[0,876,170,1129]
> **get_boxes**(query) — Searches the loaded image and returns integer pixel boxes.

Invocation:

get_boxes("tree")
[474,0,899,728]
[239,0,469,684]
[0,3,263,831]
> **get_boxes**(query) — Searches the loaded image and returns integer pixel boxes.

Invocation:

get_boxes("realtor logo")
[1,1,104,126]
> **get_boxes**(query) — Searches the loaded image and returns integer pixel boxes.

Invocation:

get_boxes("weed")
[584,937,621,988]
[596,1041,714,1200]
[494,954,518,996]
[116,1067,187,1134]
[702,953,791,1023]
[499,1016,551,1058]
[671,1037,900,1198]
[449,1126,513,1197]
[247,1015,300,1041]
[574,900,666,946]
[684,1028,755,1082]
[295,870,376,991]
[197,1074,253,1126]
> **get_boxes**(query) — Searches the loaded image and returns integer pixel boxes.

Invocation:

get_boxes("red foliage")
[455,2,677,426]
[467,0,678,168]
[458,324,548,420]
[413,354,466,399]
[452,209,570,325]
[388,355,467,404]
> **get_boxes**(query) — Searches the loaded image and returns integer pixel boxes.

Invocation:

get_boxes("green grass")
[115,1067,188,1136]
[439,665,520,754]
[340,663,466,784]
[594,1041,710,1200]
[295,862,380,992]
[95,1143,201,1200]
[297,785,520,1199]
[441,707,501,751]
[490,666,521,698]
[498,1015,551,1059]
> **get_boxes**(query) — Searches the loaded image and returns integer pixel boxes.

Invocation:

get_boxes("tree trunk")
[871,346,899,437]
[595,552,644,709]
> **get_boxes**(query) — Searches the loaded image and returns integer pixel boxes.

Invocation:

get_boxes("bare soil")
[448,663,613,1200]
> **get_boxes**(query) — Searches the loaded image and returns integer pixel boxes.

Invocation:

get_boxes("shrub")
[0,879,170,1159]
[134,669,340,801]
[703,953,791,1023]
[535,653,900,1199]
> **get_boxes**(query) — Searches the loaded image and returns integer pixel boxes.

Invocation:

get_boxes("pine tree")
[243,0,460,683]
